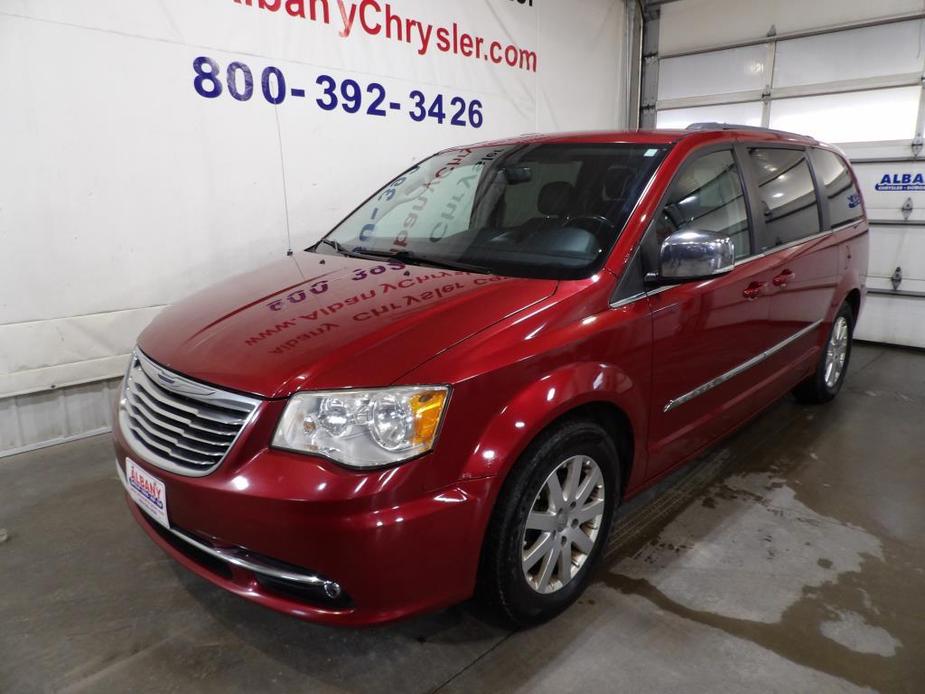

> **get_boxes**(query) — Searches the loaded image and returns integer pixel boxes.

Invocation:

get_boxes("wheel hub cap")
[521,455,606,594]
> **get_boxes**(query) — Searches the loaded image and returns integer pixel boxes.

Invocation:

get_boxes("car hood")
[138,253,557,398]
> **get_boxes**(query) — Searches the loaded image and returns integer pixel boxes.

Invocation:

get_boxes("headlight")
[272,387,450,468]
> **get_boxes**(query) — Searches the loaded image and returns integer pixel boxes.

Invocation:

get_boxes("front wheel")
[477,419,619,627]
[793,302,854,404]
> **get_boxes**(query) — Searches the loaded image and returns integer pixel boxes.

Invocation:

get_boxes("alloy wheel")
[521,455,606,594]
[824,316,850,388]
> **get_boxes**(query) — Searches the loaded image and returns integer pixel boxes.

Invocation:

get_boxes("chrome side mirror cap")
[657,229,735,283]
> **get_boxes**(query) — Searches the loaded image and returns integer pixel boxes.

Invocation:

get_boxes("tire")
[477,418,619,627]
[793,302,854,404]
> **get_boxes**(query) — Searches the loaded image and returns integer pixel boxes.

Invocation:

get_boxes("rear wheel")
[793,302,854,404]
[477,419,619,627]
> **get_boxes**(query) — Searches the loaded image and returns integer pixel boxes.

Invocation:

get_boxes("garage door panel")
[867,224,925,281]
[839,141,923,161]
[867,277,925,294]
[856,294,925,348]
[774,20,925,88]
[659,0,925,56]
[656,102,763,129]
[658,45,769,101]
[768,87,921,144]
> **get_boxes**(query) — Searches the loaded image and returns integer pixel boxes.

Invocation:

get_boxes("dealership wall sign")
[875,173,925,192]
[0,0,631,397]
[232,0,538,72]
[193,57,489,128]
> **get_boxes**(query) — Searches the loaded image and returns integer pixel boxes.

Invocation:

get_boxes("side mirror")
[655,229,735,283]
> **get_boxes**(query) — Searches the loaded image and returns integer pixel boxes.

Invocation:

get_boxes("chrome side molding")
[664,320,824,413]
[609,285,672,310]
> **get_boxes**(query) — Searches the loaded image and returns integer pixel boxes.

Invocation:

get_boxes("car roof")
[456,124,821,150]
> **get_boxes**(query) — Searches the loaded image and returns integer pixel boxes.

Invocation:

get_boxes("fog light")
[323,581,342,599]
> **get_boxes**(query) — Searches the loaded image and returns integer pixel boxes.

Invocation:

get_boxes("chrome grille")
[119,350,260,476]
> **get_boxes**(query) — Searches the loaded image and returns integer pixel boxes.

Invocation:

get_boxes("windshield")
[314,143,668,279]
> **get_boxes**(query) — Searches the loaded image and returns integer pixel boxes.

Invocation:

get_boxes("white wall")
[0,0,633,400]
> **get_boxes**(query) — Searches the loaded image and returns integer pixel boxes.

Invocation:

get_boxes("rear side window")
[810,148,864,228]
[747,148,821,251]
[651,149,751,260]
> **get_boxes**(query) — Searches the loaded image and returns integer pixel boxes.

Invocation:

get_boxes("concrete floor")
[1,344,923,693]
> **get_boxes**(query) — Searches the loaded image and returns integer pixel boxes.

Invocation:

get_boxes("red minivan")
[113,124,868,626]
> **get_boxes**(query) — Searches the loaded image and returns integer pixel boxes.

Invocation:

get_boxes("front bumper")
[113,421,496,626]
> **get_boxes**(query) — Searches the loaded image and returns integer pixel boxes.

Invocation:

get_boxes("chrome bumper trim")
[116,462,341,596]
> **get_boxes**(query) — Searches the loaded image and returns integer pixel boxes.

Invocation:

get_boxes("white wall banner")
[0,0,631,398]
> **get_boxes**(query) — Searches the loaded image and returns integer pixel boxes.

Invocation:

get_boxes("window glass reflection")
[809,149,863,228]
[748,148,820,250]
[653,150,751,260]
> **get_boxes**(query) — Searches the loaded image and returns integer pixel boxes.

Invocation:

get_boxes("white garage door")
[650,0,925,348]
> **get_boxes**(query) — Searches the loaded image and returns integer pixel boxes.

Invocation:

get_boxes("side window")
[747,148,821,250]
[650,149,751,260]
[809,148,863,228]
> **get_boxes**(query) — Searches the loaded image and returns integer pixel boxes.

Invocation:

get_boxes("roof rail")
[684,122,812,139]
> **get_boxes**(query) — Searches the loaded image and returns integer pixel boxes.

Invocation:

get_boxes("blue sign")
[875,173,925,192]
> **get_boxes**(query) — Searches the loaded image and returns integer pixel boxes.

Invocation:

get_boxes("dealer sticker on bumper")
[126,458,170,529]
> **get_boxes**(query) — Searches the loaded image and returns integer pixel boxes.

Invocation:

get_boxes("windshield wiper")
[350,248,492,275]
[314,238,361,257]
[313,240,490,274]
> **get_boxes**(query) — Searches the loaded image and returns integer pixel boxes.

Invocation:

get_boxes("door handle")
[773,270,795,287]
[743,281,765,300]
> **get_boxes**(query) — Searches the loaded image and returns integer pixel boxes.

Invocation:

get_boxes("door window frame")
[737,141,828,252]
[611,142,759,306]
[806,146,865,230]
[611,140,858,307]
